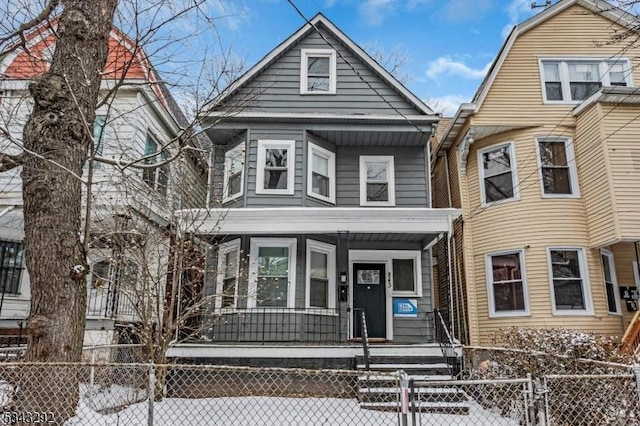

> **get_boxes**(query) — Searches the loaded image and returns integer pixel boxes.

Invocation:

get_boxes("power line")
[284,0,434,139]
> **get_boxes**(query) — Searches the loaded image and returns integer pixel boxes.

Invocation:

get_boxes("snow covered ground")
[64,394,521,425]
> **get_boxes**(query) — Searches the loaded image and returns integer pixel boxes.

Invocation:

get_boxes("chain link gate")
[409,376,535,426]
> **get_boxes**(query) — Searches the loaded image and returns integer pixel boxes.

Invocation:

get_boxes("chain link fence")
[0,348,636,424]
[0,362,405,425]
[543,373,640,426]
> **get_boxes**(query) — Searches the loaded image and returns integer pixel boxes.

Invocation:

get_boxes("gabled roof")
[207,13,434,117]
[435,0,637,156]
[0,20,187,132]
[472,0,637,110]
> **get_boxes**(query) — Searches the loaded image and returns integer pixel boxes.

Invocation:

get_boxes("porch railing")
[355,309,371,370]
[86,286,138,322]
[206,308,341,344]
[434,308,459,375]
[621,309,640,354]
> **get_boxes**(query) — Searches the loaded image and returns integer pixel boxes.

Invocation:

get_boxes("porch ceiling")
[176,207,460,238]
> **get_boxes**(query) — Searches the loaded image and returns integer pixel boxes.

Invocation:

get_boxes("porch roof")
[176,207,461,237]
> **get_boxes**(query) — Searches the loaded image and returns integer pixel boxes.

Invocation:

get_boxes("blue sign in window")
[393,298,418,317]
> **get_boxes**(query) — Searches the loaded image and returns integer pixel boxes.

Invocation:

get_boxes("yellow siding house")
[432,0,640,346]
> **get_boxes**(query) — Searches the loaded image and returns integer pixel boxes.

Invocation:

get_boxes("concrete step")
[357,374,453,382]
[360,401,469,415]
[357,362,450,371]
[359,386,468,404]
[356,355,447,365]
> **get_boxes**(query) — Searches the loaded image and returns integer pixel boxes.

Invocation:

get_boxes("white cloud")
[501,0,537,38]
[425,94,470,117]
[426,57,491,80]
[358,0,399,26]
[209,0,252,32]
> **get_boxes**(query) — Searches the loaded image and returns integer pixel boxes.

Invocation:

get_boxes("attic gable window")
[300,49,337,94]
[540,58,632,103]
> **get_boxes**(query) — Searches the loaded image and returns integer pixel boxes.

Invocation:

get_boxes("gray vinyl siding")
[245,128,304,207]
[335,146,429,207]
[228,26,419,116]
[392,249,433,344]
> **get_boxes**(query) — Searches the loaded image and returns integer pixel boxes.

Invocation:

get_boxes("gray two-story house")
[173,14,459,365]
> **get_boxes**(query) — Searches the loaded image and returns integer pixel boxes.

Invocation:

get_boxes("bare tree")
[0,0,253,421]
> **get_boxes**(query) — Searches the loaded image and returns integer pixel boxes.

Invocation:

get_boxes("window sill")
[552,310,594,316]
[255,189,295,196]
[541,193,581,199]
[360,202,396,207]
[223,193,243,204]
[607,311,623,317]
[481,197,519,208]
[489,311,530,318]
[392,291,422,298]
[308,193,335,205]
[300,91,336,96]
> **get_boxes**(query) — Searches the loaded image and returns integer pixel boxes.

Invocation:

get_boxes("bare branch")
[0,0,59,56]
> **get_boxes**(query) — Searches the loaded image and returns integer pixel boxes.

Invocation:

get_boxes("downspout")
[444,150,453,208]
[447,215,455,339]
[635,241,640,287]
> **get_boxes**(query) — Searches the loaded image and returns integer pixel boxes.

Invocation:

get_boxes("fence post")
[148,363,155,426]
[633,364,640,401]
[534,377,547,426]
[89,348,95,406]
[398,370,409,426]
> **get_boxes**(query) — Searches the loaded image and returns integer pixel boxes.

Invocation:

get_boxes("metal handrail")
[434,308,458,376]
[360,310,370,370]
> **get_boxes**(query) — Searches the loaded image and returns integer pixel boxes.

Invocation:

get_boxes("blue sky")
[204,0,543,115]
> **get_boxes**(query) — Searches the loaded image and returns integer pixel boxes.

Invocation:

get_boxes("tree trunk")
[19,1,118,423]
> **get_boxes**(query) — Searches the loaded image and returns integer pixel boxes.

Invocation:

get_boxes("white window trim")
[307,142,336,204]
[359,155,396,207]
[215,239,241,310]
[535,136,580,199]
[486,249,530,318]
[248,238,297,309]
[300,48,337,95]
[538,57,633,104]
[600,249,621,316]
[256,140,296,195]
[477,141,519,206]
[305,239,336,311]
[547,247,594,316]
[223,142,245,203]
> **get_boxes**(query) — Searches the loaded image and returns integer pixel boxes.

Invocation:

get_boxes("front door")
[353,263,386,339]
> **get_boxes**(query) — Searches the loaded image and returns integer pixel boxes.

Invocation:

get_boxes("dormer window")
[540,58,632,103]
[300,49,337,94]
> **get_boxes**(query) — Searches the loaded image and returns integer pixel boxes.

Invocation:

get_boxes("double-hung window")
[300,49,337,94]
[478,142,518,204]
[142,134,169,196]
[256,140,295,195]
[249,238,296,308]
[548,248,592,314]
[601,250,620,315]
[487,251,528,316]
[223,142,245,202]
[540,59,632,103]
[216,239,240,309]
[307,143,335,203]
[536,137,579,197]
[306,240,336,310]
[0,240,24,295]
[359,156,395,206]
